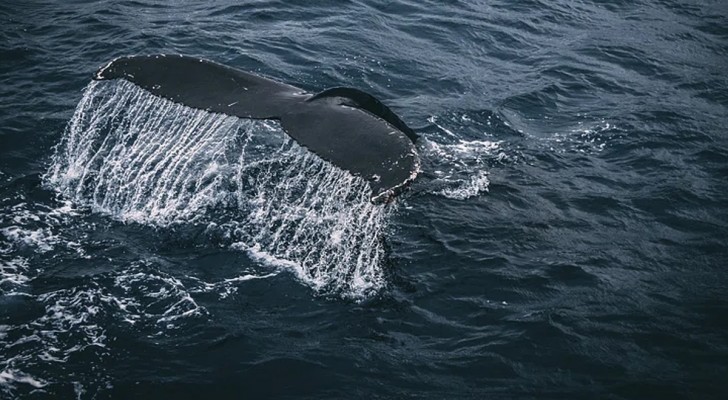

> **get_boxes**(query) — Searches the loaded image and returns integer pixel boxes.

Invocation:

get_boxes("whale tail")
[94,54,419,202]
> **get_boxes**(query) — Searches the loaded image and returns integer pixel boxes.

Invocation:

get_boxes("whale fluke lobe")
[94,54,419,201]
[94,54,306,118]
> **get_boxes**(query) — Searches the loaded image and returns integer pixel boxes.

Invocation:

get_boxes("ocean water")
[1,1,727,398]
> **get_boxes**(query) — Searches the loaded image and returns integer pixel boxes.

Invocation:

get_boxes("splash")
[419,140,493,200]
[45,80,389,299]
[420,115,501,200]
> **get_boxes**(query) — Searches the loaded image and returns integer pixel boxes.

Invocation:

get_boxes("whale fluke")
[94,54,419,202]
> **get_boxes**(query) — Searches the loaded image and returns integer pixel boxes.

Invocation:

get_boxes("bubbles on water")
[434,170,491,200]
[0,258,233,398]
[107,263,208,330]
[45,80,389,299]
[0,226,58,254]
[0,368,47,392]
[419,115,503,200]
[0,283,110,397]
[0,201,72,255]
[0,257,31,294]
[419,112,621,202]
[549,118,619,153]
[0,200,87,301]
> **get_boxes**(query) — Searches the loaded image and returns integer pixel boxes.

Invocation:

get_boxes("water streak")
[46,80,389,298]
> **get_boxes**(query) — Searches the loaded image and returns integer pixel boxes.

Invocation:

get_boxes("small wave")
[499,107,620,155]
[189,259,279,300]
[236,243,301,271]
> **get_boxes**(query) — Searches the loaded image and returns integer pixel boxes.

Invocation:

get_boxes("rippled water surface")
[1,1,727,398]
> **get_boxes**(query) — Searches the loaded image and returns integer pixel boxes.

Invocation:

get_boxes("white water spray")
[46,80,389,298]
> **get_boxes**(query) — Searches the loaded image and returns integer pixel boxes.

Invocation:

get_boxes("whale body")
[94,55,419,202]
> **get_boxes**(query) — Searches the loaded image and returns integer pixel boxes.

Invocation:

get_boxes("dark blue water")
[2,1,727,399]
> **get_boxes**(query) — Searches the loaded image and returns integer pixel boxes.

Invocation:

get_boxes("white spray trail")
[46,80,389,298]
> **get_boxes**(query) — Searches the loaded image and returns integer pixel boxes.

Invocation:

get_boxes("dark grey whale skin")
[93,54,420,202]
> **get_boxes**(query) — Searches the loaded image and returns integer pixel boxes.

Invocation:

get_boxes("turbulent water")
[1,1,727,399]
